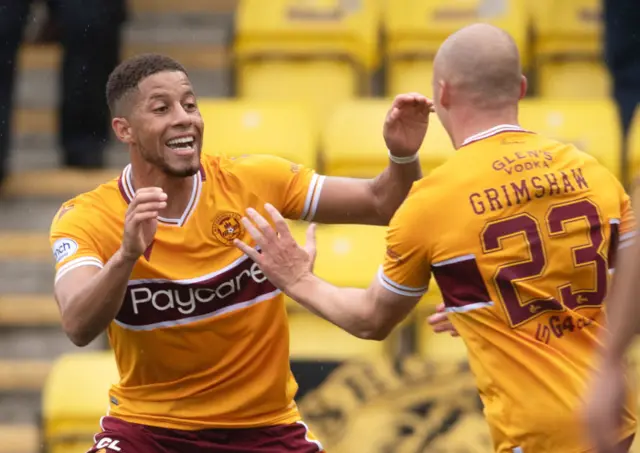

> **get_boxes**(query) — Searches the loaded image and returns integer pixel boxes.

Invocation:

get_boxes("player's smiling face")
[130,71,204,177]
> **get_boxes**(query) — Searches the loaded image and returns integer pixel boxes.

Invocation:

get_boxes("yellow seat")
[234,0,381,126]
[518,98,621,179]
[322,99,455,178]
[199,99,317,168]
[42,351,119,453]
[532,0,609,98]
[238,60,359,129]
[384,0,529,96]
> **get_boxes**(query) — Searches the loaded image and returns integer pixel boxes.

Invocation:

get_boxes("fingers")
[245,207,278,243]
[393,92,433,110]
[427,307,447,325]
[428,304,459,336]
[264,203,291,238]
[126,188,167,225]
[241,215,266,245]
[130,187,167,208]
[233,238,262,262]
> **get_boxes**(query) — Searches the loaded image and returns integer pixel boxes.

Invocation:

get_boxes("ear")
[439,80,450,109]
[519,75,528,100]
[112,117,133,144]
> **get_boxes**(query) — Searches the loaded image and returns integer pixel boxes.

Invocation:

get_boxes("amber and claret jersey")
[380,125,638,453]
[49,154,326,430]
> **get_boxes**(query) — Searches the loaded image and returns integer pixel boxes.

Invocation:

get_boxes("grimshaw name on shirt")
[469,168,589,216]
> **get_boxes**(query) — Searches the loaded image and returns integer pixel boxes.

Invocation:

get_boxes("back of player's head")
[433,23,523,111]
[106,53,188,117]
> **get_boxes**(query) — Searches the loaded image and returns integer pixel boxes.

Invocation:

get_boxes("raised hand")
[427,303,459,337]
[233,204,317,293]
[120,187,167,261]
[383,92,435,157]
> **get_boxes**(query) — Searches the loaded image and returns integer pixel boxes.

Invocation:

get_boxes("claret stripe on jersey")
[115,251,280,330]
[431,254,494,313]
[117,164,204,227]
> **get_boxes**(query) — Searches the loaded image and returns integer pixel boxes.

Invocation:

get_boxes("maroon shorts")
[89,416,324,453]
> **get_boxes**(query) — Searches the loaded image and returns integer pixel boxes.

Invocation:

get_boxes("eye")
[184,102,197,111]
[153,105,168,114]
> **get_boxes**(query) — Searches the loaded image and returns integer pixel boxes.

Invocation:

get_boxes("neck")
[450,107,520,149]
[129,160,196,220]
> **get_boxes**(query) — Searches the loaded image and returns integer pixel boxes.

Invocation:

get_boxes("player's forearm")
[603,240,640,361]
[60,249,136,346]
[287,275,387,340]
[370,158,422,224]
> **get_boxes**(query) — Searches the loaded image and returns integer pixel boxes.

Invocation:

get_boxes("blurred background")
[0,0,639,452]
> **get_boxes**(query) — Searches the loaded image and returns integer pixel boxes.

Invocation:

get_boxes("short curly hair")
[106,53,188,116]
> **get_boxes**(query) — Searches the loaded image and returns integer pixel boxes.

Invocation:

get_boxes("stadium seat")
[198,99,317,168]
[234,0,381,126]
[518,98,621,179]
[42,351,118,453]
[321,99,455,178]
[383,0,529,96]
[531,0,609,98]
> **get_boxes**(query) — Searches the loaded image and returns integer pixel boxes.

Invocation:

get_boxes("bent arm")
[312,160,422,225]
[54,250,136,346]
[287,272,421,340]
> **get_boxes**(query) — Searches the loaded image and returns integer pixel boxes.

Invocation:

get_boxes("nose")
[172,103,192,127]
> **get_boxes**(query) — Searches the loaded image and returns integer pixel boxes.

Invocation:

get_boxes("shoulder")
[202,153,315,196]
[207,153,304,176]
[50,177,123,234]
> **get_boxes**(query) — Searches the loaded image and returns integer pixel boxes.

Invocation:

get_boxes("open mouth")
[166,135,196,153]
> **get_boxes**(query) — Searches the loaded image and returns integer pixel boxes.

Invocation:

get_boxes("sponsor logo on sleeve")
[52,238,78,263]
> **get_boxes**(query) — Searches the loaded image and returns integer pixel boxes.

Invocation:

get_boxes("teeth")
[167,136,195,146]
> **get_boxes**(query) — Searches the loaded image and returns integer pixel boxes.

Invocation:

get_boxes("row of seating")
[233,0,607,124]
[199,97,639,184]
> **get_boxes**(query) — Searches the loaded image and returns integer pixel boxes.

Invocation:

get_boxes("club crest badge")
[212,212,244,246]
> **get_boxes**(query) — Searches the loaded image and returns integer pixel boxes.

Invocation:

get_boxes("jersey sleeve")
[49,201,106,284]
[232,154,326,221]
[378,192,431,297]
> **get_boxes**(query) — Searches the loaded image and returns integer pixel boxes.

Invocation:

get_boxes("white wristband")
[388,150,419,164]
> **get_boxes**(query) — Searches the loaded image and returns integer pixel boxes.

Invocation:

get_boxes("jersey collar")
[461,124,531,147]
[118,164,205,227]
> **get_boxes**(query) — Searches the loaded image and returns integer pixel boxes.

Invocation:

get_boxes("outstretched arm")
[234,202,427,339]
[312,93,434,225]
